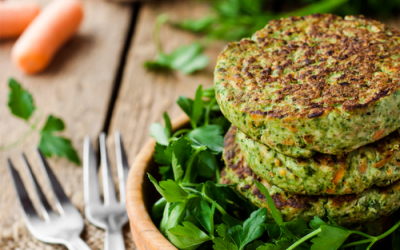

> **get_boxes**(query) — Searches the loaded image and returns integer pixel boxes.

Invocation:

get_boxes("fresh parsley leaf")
[196,199,216,236]
[160,201,188,236]
[244,240,264,250]
[284,219,308,237]
[148,174,189,202]
[205,182,228,210]
[309,216,327,230]
[154,143,170,165]
[39,115,80,165]
[168,221,212,249]
[39,133,80,165]
[213,237,238,250]
[197,150,218,179]
[8,78,35,121]
[257,239,293,250]
[174,16,215,33]
[164,112,172,137]
[192,85,204,128]
[152,197,167,220]
[144,42,209,74]
[216,224,230,239]
[171,151,184,182]
[177,95,194,118]
[228,208,268,250]
[150,123,169,146]
[222,214,243,228]
[41,115,64,132]
[310,225,352,250]
[187,125,224,152]
[264,223,281,239]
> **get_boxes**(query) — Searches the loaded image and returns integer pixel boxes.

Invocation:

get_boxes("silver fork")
[7,150,91,250]
[83,132,129,250]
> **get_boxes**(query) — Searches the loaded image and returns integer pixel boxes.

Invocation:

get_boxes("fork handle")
[105,227,125,250]
[66,237,92,250]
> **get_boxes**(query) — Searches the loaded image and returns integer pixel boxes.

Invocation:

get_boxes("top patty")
[215,14,400,157]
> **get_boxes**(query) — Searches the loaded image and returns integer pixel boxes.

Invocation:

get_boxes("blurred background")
[1,0,400,249]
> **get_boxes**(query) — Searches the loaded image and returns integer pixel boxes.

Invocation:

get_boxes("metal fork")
[7,150,91,250]
[83,132,129,250]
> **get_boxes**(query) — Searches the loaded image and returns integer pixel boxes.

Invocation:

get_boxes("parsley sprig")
[144,15,209,75]
[1,78,80,165]
[149,85,400,250]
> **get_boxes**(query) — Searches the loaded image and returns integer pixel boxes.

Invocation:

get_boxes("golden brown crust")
[223,127,318,210]
[216,14,400,118]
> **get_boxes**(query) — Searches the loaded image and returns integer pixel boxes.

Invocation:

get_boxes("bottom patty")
[221,136,400,226]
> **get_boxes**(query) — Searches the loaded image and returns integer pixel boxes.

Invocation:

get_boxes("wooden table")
[0,1,399,249]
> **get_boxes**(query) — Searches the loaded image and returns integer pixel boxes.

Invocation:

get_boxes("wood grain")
[107,0,225,160]
[0,0,133,248]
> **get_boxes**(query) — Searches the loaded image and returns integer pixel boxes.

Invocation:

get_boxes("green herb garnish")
[148,85,400,250]
[144,15,209,75]
[2,78,80,165]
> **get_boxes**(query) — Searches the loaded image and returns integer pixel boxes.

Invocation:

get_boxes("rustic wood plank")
[107,0,225,162]
[0,0,133,249]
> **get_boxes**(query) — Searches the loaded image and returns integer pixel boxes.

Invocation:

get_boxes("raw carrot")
[12,0,84,74]
[0,2,41,39]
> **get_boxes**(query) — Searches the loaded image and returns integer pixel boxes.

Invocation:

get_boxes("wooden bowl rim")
[126,115,189,250]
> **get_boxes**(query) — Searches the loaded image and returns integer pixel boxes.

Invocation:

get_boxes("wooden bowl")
[126,115,189,250]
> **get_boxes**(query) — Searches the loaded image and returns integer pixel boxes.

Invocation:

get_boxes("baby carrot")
[0,2,41,39]
[12,0,84,74]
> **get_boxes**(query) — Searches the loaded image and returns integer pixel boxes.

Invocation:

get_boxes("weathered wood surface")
[0,0,133,249]
[2,0,400,249]
[107,0,225,162]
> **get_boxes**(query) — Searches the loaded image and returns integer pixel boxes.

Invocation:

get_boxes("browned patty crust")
[221,135,400,225]
[228,126,400,195]
[215,14,400,157]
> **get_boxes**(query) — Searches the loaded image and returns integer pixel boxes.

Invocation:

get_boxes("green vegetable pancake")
[221,130,400,226]
[215,14,400,157]
[227,126,400,195]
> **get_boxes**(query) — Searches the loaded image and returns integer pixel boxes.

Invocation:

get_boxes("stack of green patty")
[214,13,400,228]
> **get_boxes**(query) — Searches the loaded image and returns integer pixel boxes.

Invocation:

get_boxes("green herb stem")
[204,98,216,126]
[0,127,36,151]
[343,219,400,248]
[287,228,322,250]
[154,14,169,54]
[181,182,199,187]
[214,165,220,184]
[342,239,373,248]
[349,230,374,239]
[182,147,206,183]
[0,109,42,151]
[171,129,191,138]
[182,186,227,216]
[203,194,227,216]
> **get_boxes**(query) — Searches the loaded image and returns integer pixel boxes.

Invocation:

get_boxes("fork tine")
[21,153,53,221]
[7,159,40,220]
[99,133,117,205]
[115,131,129,203]
[35,149,74,215]
[84,136,101,205]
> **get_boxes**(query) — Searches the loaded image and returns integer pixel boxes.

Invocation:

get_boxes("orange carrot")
[331,168,345,185]
[12,0,84,74]
[0,2,41,39]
